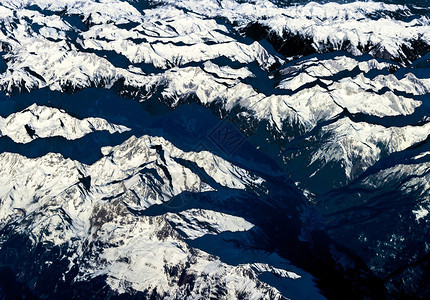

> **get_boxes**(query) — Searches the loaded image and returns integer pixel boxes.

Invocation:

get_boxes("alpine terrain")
[0,0,429,299]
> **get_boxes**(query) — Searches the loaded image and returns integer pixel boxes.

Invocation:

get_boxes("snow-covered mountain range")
[0,0,429,298]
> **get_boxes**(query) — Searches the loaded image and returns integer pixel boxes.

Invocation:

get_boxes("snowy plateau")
[0,0,429,299]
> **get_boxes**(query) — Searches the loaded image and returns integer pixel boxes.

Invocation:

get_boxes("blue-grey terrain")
[0,0,429,299]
